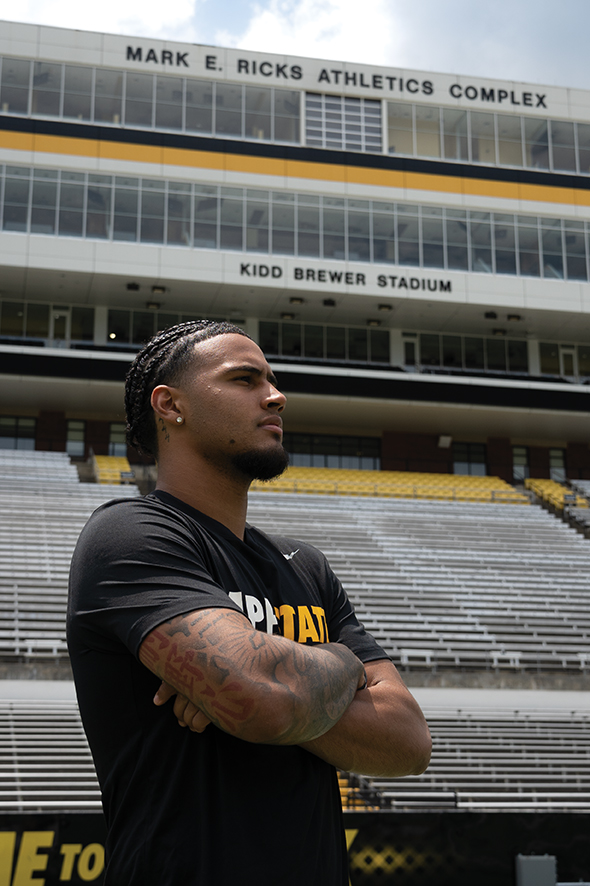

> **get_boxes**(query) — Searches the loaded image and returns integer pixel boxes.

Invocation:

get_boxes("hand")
[153,681,212,733]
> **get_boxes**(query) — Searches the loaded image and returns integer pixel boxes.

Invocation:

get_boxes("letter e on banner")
[0,833,16,886]
[12,831,54,886]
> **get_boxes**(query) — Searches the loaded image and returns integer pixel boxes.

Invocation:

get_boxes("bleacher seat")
[252,466,529,504]
[525,478,588,510]
[0,451,138,659]
[92,454,135,485]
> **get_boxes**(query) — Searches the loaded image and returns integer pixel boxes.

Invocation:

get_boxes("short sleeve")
[67,497,243,658]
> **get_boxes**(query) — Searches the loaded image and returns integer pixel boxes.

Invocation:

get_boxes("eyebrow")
[227,364,279,387]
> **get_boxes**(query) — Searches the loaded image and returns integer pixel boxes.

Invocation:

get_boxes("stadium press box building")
[0,20,590,480]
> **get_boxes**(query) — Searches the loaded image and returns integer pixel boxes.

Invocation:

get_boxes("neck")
[155,456,250,539]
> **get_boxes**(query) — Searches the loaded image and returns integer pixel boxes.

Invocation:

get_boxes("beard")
[231,444,290,481]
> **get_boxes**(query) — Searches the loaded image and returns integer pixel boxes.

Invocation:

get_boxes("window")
[0,416,36,450]
[66,420,85,457]
[453,442,487,476]
[306,93,382,152]
[109,422,127,457]
[283,433,381,470]
[512,446,529,482]
[549,448,566,482]
[258,320,390,366]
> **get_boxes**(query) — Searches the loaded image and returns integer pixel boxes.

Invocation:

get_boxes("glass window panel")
[542,223,564,278]
[486,338,507,371]
[304,324,324,358]
[154,75,183,129]
[71,306,94,341]
[0,302,25,336]
[3,176,30,231]
[298,205,320,257]
[442,335,462,367]
[550,120,576,172]
[507,339,528,372]
[387,103,413,155]
[372,210,395,263]
[369,329,389,363]
[443,109,468,161]
[107,309,130,343]
[415,105,441,158]
[126,72,153,101]
[1,58,30,113]
[125,100,152,126]
[113,187,138,241]
[94,70,123,123]
[216,84,242,135]
[63,65,92,120]
[24,303,49,338]
[132,311,155,344]
[272,199,295,255]
[524,117,549,169]
[470,112,495,164]
[470,216,492,272]
[59,182,85,236]
[539,342,559,374]
[494,218,516,274]
[194,193,218,247]
[259,321,279,355]
[565,230,587,280]
[397,213,419,266]
[348,210,370,261]
[282,323,302,357]
[185,80,213,132]
[577,343,590,376]
[245,110,271,140]
[348,328,368,362]
[326,326,346,360]
[422,216,444,268]
[245,86,271,113]
[518,223,540,276]
[167,192,191,245]
[274,90,300,142]
[497,114,523,166]
[577,123,590,174]
[30,180,57,233]
[420,333,440,366]
[31,62,61,116]
[219,195,242,249]
[86,184,111,239]
[323,207,345,259]
[464,337,485,369]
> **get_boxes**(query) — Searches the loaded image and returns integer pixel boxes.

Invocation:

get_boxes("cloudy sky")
[0,0,587,89]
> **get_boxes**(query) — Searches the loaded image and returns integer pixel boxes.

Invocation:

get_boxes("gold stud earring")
[176,416,184,424]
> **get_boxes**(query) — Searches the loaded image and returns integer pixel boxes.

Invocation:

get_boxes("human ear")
[151,385,183,424]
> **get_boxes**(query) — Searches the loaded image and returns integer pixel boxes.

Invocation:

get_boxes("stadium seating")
[570,479,590,501]
[0,451,138,659]
[92,454,135,485]
[251,467,529,504]
[247,492,590,672]
[525,478,588,510]
[1,692,587,812]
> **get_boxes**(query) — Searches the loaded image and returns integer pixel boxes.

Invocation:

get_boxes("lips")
[259,417,283,435]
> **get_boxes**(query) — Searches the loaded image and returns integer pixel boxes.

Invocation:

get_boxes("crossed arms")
[139,607,431,777]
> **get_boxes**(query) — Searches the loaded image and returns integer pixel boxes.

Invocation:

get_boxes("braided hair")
[125,320,251,458]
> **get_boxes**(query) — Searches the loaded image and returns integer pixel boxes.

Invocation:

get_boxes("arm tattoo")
[141,610,361,743]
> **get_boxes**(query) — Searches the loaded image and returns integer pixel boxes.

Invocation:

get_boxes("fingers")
[172,694,212,733]
[153,681,177,706]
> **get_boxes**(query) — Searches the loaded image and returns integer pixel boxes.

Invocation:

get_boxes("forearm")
[300,661,432,777]
[140,609,364,745]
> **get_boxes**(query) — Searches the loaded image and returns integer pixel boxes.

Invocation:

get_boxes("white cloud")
[216,0,405,66]
[0,0,200,41]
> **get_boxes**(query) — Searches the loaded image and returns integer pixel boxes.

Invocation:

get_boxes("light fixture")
[109,332,117,340]
[126,282,140,292]
[367,319,381,327]
[378,304,393,312]
[323,299,336,307]
[493,328,507,336]
[507,314,522,322]
[484,311,497,320]
[289,297,305,305]
[146,302,160,311]
[438,435,452,449]
[281,312,295,320]
[151,285,166,295]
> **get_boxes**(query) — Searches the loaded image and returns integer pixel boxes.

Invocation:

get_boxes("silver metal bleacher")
[0,450,138,659]
[248,492,590,673]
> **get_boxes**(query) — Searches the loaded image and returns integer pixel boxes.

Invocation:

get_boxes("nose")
[266,383,287,412]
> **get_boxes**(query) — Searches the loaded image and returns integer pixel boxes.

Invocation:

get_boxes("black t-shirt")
[67,490,387,886]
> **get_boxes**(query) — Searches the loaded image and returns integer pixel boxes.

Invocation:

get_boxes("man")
[67,320,431,886]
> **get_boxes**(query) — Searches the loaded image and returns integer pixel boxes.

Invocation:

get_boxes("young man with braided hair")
[67,320,431,886]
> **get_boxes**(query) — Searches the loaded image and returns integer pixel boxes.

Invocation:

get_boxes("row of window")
[259,321,390,364]
[0,58,301,142]
[0,417,126,456]
[4,55,590,176]
[0,417,567,483]
[1,164,589,280]
[404,333,529,374]
[388,103,590,174]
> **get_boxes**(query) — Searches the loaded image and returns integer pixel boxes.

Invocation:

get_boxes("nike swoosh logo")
[283,550,300,560]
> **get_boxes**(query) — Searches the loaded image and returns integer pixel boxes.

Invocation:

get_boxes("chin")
[232,445,289,481]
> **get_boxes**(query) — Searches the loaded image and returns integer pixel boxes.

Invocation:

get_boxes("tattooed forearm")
[139,608,364,745]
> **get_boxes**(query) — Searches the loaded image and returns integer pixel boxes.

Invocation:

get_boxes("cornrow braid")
[125,320,251,458]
